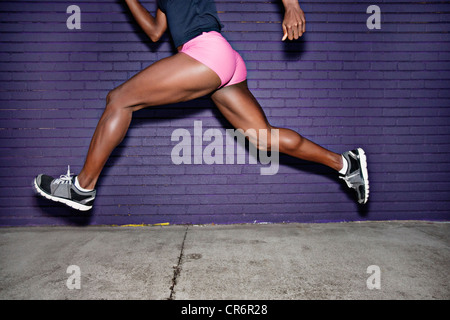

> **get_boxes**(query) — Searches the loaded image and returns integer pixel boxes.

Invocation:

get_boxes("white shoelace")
[339,173,357,188]
[54,165,73,184]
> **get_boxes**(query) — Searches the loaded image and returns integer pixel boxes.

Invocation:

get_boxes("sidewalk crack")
[168,225,188,300]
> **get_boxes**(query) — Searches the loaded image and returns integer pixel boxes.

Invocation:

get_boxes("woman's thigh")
[211,81,275,148]
[211,81,270,132]
[109,52,221,110]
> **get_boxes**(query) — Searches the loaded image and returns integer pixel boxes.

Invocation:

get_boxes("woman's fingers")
[282,21,304,41]
[282,24,288,41]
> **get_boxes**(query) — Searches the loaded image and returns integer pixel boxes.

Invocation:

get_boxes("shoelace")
[54,165,73,184]
[339,151,358,188]
[339,172,360,188]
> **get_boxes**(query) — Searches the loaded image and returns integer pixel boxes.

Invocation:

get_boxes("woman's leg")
[77,53,221,190]
[211,81,344,171]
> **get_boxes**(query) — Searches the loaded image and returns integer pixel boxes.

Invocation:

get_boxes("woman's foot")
[33,166,96,211]
[340,148,369,204]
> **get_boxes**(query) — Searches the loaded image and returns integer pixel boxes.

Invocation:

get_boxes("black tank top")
[157,0,223,48]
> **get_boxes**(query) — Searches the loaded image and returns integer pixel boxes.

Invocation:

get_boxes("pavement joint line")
[168,225,189,300]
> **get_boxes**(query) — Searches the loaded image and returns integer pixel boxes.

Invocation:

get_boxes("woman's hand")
[281,0,306,41]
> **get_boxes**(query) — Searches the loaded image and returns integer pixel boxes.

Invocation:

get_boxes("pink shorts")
[180,31,247,88]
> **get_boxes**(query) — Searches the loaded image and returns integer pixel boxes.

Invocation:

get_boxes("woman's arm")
[281,0,306,41]
[125,0,167,42]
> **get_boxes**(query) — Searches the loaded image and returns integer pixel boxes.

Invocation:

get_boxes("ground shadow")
[33,193,93,226]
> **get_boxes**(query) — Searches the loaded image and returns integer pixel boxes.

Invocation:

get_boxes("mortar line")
[168,225,189,300]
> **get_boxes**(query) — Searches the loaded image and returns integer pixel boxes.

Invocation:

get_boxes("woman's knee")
[257,125,306,154]
[278,127,304,154]
[249,125,279,152]
[105,88,118,109]
[107,85,124,104]
[105,87,131,113]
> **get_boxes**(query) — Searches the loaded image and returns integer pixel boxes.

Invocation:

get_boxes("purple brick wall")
[0,0,449,226]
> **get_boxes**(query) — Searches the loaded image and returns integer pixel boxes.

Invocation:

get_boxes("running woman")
[33,0,369,211]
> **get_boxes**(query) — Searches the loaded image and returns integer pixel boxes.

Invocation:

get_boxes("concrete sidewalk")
[0,221,448,300]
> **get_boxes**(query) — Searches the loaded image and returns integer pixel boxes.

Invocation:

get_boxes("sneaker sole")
[356,148,369,204]
[33,177,92,211]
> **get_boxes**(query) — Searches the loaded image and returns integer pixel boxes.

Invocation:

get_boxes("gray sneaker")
[33,166,96,211]
[340,148,369,204]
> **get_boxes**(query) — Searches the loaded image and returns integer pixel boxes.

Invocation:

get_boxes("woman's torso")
[158,0,223,48]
